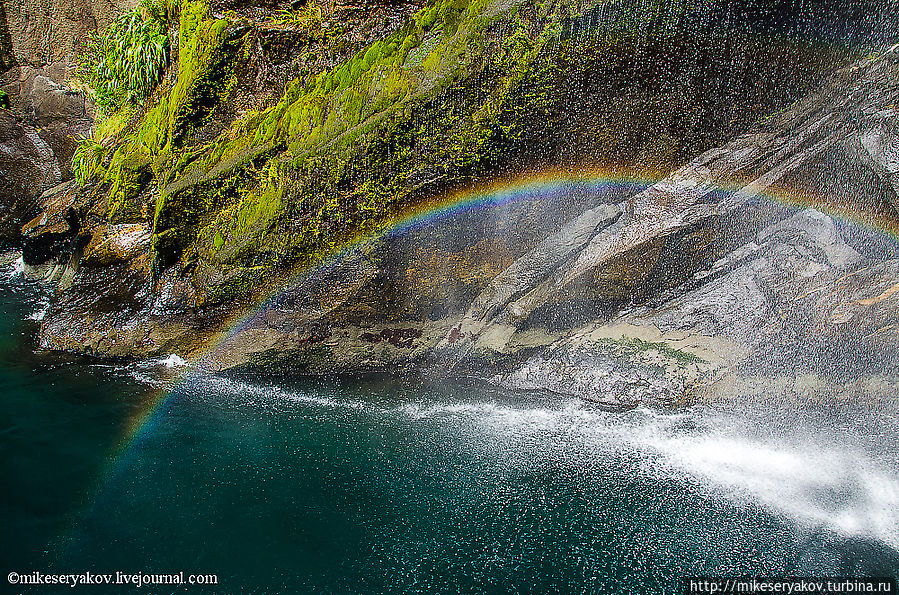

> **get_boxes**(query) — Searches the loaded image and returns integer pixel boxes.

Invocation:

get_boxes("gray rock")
[493,345,685,409]
[445,48,899,356]
[0,111,62,239]
[440,202,621,352]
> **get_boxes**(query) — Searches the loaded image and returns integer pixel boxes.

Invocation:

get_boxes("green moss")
[200,265,268,305]
[201,161,286,264]
[177,0,528,193]
[78,0,244,266]
[105,159,153,223]
[594,336,707,364]
[266,3,323,33]
[94,106,135,142]
[78,0,233,193]
[71,138,107,187]
[166,6,231,142]
[64,0,852,318]
[83,0,582,306]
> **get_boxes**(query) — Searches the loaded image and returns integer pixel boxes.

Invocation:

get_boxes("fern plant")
[269,3,323,33]
[77,0,171,113]
[71,137,107,188]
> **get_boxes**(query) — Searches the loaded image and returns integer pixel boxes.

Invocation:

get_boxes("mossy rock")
[76,0,853,315]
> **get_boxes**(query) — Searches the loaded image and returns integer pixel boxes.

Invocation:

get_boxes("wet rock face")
[477,204,899,406]
[0,0,133,240]
[10,0,899,407]
[0,111,58,239]
[447,46,899,359]
[360,327,422,348]
[33,0,856,346]
[195,47,899,407]
[3,0,136,69]
[0,67,94,243]
[493,344,697,410]
[859,126,899,208]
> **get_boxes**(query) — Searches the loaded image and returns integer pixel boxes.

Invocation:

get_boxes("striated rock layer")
[6,0,899,405]
[206,46,899,407]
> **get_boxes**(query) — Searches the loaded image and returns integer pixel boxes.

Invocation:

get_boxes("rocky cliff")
[0,0,137,240]
[5,0,899,405]
[201,44,899,408]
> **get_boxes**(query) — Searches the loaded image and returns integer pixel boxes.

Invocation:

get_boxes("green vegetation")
[0,89,9,110]
[179,0,544,268]
[70,0,571,306]
[97,106,136,141]
[595,336,707,364]
[177,0,511,190]
[268,3,323,33]
[71,138,107,188]
[76,0,171,114]
[74,0,832,311]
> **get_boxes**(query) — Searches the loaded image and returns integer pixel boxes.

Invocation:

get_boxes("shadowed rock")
[441,46,899,359]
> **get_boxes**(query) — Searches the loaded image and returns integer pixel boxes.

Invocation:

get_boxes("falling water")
[3,0,899,593]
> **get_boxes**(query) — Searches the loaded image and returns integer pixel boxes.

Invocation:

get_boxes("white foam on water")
[156,353,188,368]
[27,295,50,321]
[200,374,374,413]
[633,425,899,549]
[0,255,51,319]
[185,372,899,550]
[10,256,24,277]
[0,254,25,281]
[392,401,899,549]
[123,355,193,387]
[127,368,164,387]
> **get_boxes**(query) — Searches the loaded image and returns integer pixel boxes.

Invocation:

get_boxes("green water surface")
[1,274,897,594]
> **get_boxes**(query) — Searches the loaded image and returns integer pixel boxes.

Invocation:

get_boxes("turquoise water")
[2,270,899,594]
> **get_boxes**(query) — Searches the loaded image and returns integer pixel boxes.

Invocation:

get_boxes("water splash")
[155,353,188,368]
[10,256,24,277]
[0,254,25,281]
[181,372,899,552]
[26,294,50,321]
[640,420,899,551]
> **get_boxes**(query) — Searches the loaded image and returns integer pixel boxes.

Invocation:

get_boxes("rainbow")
[205,167,662,340]
[60,163,898,561]
[98,167,660,471]
[102,163,899,470]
